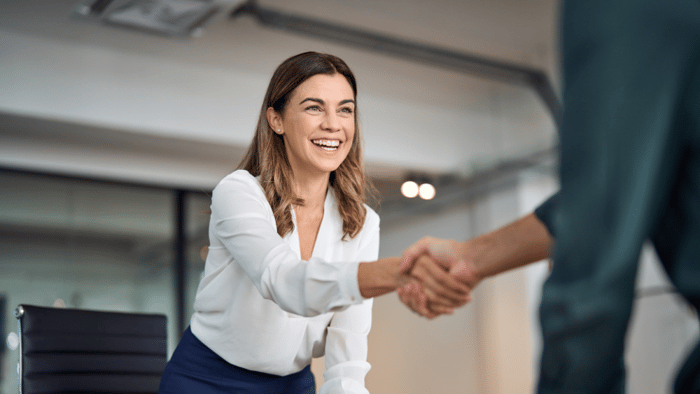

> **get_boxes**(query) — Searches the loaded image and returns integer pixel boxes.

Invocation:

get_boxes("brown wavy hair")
[238,51,376,240]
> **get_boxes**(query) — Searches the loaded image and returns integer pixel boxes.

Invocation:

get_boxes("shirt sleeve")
[210,171,364,317]
[319,210,379,394]
[533,192,560,238]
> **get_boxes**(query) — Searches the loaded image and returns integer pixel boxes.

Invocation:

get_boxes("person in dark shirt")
[399,0,700,392]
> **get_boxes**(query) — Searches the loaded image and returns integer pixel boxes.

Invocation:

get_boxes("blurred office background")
[0,1,697,393]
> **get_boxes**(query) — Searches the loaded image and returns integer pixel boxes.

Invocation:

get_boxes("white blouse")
[190,170,378,394]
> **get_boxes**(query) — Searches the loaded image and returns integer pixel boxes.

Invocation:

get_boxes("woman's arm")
[321,300,373,394]
[210,171,470,317]
[210,171,363,316]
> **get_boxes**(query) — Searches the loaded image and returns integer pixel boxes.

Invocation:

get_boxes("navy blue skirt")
[158,327,316,394]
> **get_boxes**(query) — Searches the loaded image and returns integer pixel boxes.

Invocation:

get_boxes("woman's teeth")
[312,139,340,150]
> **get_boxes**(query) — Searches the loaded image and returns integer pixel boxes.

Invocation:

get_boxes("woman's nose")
[321,111,341,131]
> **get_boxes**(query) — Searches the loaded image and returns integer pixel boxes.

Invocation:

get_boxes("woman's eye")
[340,107,354,114]
[306,105,322,112]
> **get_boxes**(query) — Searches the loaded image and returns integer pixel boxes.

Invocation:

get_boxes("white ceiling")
[0,0,560,190]
[0,0,558,67]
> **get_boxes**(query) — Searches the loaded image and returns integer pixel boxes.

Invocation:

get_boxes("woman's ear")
[266,107,283,135]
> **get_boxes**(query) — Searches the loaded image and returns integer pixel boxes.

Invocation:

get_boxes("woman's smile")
[311,138,341,151]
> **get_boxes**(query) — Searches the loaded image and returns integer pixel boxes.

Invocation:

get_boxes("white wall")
[0,22,557,189]
[369,204,480,394]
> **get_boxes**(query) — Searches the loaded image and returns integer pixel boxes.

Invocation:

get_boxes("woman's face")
[268,73,356,178]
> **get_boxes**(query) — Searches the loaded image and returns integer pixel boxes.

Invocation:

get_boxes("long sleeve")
[320,211,379,394]
[208,170,363,317]
[538,1,698,392]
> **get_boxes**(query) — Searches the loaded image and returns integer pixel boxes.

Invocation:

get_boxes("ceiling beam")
[230,0,561,126]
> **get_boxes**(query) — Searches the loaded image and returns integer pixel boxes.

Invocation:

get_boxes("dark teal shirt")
[535,0,700,392]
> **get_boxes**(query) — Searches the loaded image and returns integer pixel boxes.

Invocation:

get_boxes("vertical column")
[175,190,186,337]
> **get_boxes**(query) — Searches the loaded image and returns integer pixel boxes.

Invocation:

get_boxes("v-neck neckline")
[290,187,332,260]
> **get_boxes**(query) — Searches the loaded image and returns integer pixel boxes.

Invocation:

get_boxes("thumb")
[401,243,428,272]
[399,255,413,273]
[449,260,479,283]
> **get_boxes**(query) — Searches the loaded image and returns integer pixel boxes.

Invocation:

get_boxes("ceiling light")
[418,183,436,200]
[401,181,419,198]
[72,0,240,37]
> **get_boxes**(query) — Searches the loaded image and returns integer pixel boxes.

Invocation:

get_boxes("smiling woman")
[157,52,396,394]
[242,52,367,241]
[265,73,359,242]
[268,74,356,177]
[157,51,473,394]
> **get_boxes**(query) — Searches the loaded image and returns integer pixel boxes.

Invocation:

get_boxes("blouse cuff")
[321,361,371,394]
[343,261,364,303]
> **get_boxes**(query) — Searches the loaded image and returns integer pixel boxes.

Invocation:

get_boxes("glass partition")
[0,170,208,394]
[184,192,212,332]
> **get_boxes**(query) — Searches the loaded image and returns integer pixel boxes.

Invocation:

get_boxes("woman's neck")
[291,172,330,210]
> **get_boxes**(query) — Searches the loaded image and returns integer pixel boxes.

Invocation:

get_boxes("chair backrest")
[15,304,167,394]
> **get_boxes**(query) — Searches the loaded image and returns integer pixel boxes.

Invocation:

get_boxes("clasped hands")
[397,237,482,319]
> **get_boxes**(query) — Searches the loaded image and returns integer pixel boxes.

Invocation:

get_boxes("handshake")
[356,235,485,320]
[357,213,552,319]
[396,236,483,319]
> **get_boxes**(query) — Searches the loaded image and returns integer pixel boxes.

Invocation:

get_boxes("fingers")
[410,255,470,307]
[399,236,478,319]
[426,301,455,317]
[402,236,464,274]
[397,283,424,317]
[397,283,440,319]
[400,237,432,272]
[421,284,469,310]
[398,282,462,319]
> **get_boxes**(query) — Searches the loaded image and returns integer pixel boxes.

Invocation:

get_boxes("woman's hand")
[398,237,483,318]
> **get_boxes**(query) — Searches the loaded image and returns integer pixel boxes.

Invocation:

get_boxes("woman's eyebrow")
[299,97,323,105]
[299,98,356,105]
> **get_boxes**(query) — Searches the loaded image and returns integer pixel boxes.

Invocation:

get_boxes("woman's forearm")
[357,257,406,298]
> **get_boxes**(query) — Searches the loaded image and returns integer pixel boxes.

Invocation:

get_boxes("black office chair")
[14,304,167,394]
